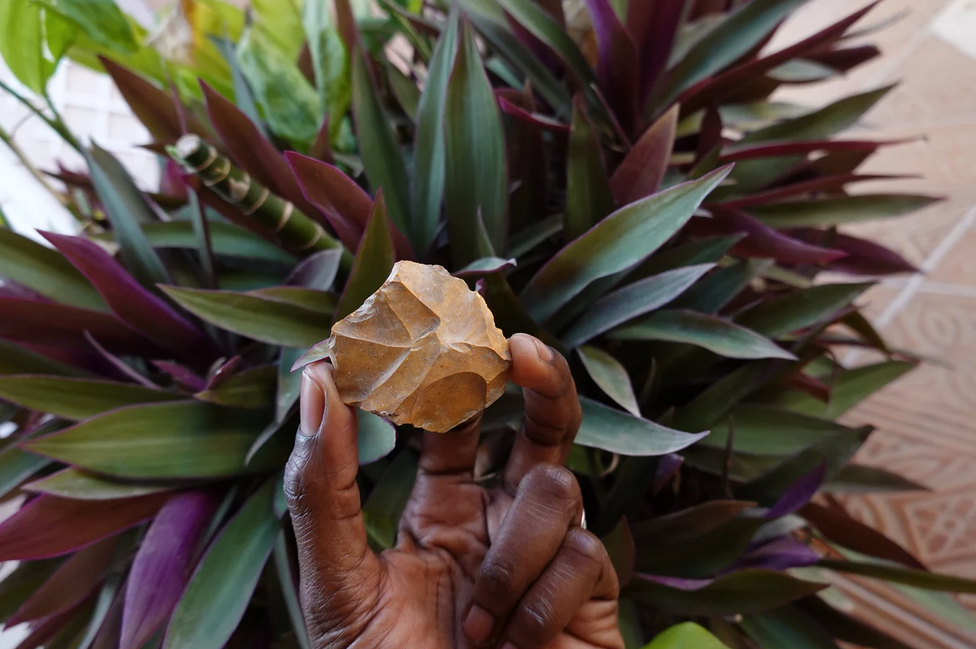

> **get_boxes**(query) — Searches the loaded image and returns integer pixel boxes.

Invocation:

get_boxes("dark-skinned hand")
[285,333,623,649]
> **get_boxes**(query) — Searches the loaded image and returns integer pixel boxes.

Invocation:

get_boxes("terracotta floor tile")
[856,124,976,194]
[929,214,976,285]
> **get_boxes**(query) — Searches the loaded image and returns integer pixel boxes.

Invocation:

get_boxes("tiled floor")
[775,0,976,646]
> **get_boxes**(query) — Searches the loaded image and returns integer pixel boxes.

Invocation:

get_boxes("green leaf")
[672,361,772,432]
[413,8,459,255]
[444,17,509,266]
[631,501,756,546]
[628,570,825,616]
[634,515,766,578]
[211,35,267,138]
[628,235,741,281]
[86,145,171,290]
[0,0,75,93]
[24,401,285,479]
[741,607,841,649]
[363,449,417,550]
[702,406,862,455]
[494,0,596,92]
[162,286,331,348]
[237,27,321,146]
[249,287,337,314]
[250,0,302,61]
[736,283,873,338]
[576,397,707,456]
[0,228,105,310]
[796,597,916,649]
[644,623,729,649]
[748,195,941,227]
[671,259,772,314]
[302,0,351,142]
[195,366,276,409]
[0,447,50,501]
[740,86,895,144]
[611,310,796,360]
[509,214,562,259]
[821,558,976,593]
[823,464,925,494]
[351,48,411,234]
[22,468,171,500]
[657,0,807,108]
[565,97,613,241]
[0,339,89,377]
[0,376,182,420]
[164,477,281,649]
[335,195,395,321]
[358,411,397,464]
[520,167,731,323]
[38,0,134,53]
[139,221,295,265]
[578,346,640,416]
[276,348,305,423]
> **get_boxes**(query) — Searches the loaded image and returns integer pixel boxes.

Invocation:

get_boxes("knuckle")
[517,596,559,643]
[480,556,519,595]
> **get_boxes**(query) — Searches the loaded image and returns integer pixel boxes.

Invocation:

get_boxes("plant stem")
[0,124,70,207]
[169,134,353,268]
[0,80,83,154]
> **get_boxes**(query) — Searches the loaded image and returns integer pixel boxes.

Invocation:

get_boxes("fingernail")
[299,369,325,436]
[534,338,554,362]
[462,605,494,644]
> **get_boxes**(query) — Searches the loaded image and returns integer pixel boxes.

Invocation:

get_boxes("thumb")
[284,362,380,638]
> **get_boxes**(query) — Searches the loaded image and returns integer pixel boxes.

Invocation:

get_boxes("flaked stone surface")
[328,261,511,433]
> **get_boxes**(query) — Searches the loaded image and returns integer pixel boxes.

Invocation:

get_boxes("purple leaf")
[637,574,713,590]
[152,361,205,391]
[627,0,683,107]
[766,462,826,519]
[42,233,215,362]
[291,342,330,373]
[736,537,821,571]
[497,95,570,133]
[583,0,638,128]
[791,229,919,275]
[716,174,911,209]
[609,105,678,206]
[720,138,910,163]
[654,453,683,494]
[679,2,880,113]
[8,537,117,626]
[203,356,243,391]
[121,491,220,649]
[286,249,344,290]
[0,493,168,561]
[201,83,325,225]
[453,257,517,278]
[286,152,369,251]
[690,208,847,264]
[0,297,158,356]
[85,332,159,389]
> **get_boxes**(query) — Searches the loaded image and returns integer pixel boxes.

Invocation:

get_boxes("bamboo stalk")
[169,134,352,268]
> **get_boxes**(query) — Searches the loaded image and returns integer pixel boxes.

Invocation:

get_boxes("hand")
[285,334,623,649]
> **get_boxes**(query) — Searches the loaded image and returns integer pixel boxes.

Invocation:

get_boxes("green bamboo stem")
[169,134,352,267]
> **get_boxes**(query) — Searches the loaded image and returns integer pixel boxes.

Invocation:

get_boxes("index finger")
[502,334,582,494]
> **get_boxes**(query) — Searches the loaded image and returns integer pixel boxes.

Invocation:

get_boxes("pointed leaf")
[563,264,711,348]
[24,401,286,479]
[671,259,772,314]
[335,194,395,321]
[0,1,73,94]
[44,0,135,54]
[287,249,344,290]
[629,570,825,616]
[631,501,756,547]
[444,18,509,265]
[741,606,840,649]
[611,310,796,360]
[578,346,640,416]
[163,478,280,649]
[610,105,678,206]
[358,412,397,464]
[521,168,731,323]
[195,365,276,409]
[413,8,460,255]
[85,145,171,290]
[737,282,872,338]
[291,342,331,373]
[0,297,157,355]
[658,0,807,109]
[122,491,219,649]
[827,361,915,418]
[793,229,918,275]
[0,493,168,561]
[0,228,105,311]
[8,537,117,627]
[0,559,64,625]
[43,233,214,360]
[509,214,563,259]
[454,257,517,277]
[351,48,411,235]
[819,559,976,593]
[691,209,846,264]
[161,287,331,348]
[201,83,322,222]
[23,468,171,500]
[748,195,942,227]
[802,503,924,570]
[795,597,916,649]
[741,86,895,144]
[645,623,729,649]
[824,464,926,494]
[287,151,370,251]
[702,406,860,455]
[565,97,614,241]
[583,0,638,125]
[0,339,90,378]
[0,376,181,421]
[576,397,707,456]
[101,58,204,143]
[628,235,741,281]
